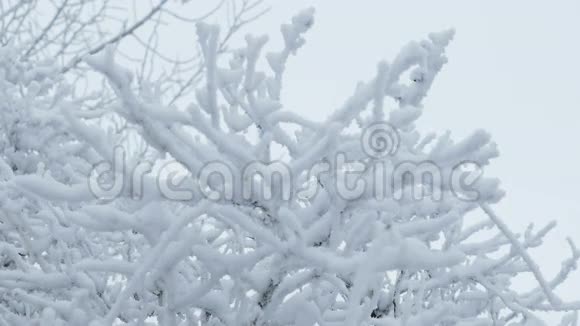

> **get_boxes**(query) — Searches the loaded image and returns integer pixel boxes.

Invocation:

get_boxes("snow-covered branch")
[0,5,578,326]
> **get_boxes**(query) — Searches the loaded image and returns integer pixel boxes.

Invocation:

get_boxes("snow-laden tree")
[1,7,579,326]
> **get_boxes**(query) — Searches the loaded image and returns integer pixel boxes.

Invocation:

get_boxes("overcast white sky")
[233,0,580,310]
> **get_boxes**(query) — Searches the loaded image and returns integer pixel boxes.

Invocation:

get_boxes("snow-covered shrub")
[1,7,579,326]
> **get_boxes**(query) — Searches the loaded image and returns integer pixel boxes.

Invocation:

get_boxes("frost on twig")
[0,6,578,326]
